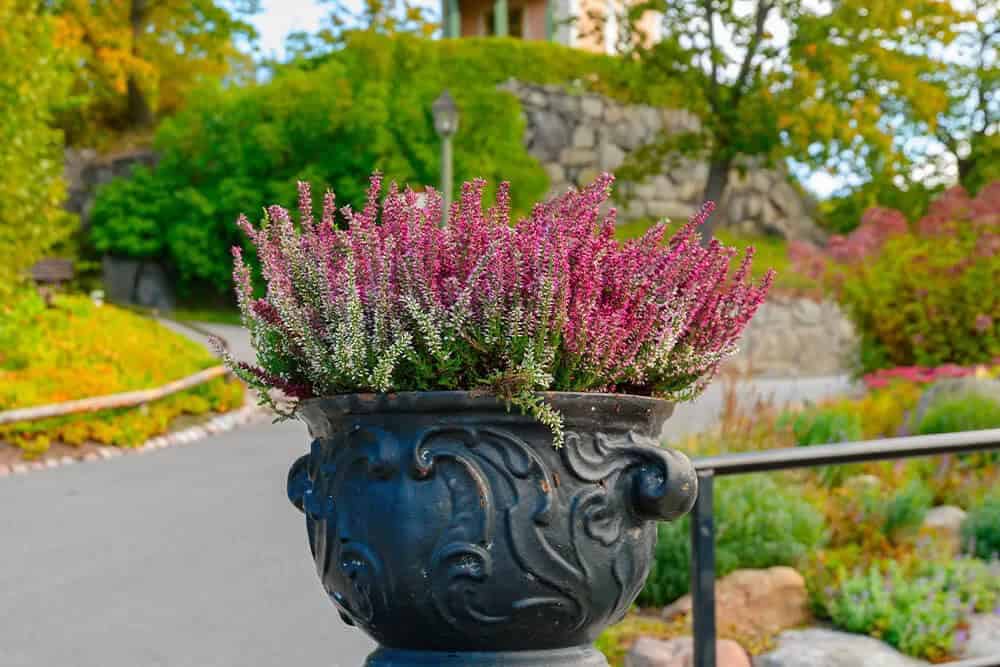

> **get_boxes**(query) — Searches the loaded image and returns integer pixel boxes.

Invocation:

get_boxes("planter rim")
[297,390,673,415]
[296,391,674,439]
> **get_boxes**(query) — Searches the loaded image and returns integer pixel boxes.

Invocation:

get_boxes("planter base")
[364,646,609,666]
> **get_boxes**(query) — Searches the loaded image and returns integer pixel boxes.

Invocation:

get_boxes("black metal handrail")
[687,427,1000,667]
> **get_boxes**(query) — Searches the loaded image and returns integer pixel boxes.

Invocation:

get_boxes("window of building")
[486,6,524,37]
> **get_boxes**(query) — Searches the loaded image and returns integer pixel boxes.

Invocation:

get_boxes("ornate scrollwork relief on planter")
[287,392,696,667]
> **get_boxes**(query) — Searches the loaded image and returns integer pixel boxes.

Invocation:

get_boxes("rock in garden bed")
[661,567,812,640]
[754,628,930,667]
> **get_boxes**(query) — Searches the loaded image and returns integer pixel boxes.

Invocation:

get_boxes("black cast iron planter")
[287,391,697,666]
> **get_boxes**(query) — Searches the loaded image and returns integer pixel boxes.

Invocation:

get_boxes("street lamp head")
[432,89,459,138]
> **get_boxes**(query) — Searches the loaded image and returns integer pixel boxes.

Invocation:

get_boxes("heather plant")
[224,174,773,444]
[825,558,1000,661]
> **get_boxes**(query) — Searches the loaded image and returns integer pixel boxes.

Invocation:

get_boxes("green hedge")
[90,33,650,296]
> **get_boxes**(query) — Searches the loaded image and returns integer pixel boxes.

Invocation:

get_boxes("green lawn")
[614,219,816,292]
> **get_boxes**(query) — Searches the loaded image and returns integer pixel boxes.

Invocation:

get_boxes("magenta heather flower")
[226,173,774,443]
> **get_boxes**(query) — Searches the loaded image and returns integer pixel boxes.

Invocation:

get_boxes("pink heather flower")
[975,314,993,334]
[225,172,774,423]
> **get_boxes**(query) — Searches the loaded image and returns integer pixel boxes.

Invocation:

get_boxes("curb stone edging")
[0,403,268,479]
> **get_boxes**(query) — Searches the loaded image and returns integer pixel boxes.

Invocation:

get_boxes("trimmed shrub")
[962,494,1000,560]
[917,393,1000,435]
[636,475,826,607]
[780,405,864,447]
[90,33,650,296]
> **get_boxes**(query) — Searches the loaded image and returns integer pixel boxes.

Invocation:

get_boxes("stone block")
[599,141,626,172]
[560,148,598,167]
[581,95,604,117]
[572,125,596,149]
[646,200,691,221]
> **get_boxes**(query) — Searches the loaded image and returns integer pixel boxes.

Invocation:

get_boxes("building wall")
[459,0,549,39]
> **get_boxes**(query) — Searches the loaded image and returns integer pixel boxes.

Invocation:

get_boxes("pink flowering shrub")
[818,182,1000,372]
[224,173,773,444]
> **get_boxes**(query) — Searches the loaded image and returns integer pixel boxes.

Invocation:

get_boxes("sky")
[250,0,331,62]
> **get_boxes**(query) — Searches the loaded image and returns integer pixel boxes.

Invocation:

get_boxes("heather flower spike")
[227,173,774,445]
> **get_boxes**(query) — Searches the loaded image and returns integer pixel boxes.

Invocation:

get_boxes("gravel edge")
[0,403,270,478]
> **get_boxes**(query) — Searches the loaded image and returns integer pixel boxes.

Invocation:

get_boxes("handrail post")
[691,469,716,667]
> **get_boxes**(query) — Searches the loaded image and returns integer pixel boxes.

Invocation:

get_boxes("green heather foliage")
[90,33,646,295]
[962,494,1000,560]
[827,559,1000,661]
[637,476,825,607]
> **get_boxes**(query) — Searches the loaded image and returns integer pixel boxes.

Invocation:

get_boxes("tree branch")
[732,0,773,106]
[704,0,719,114]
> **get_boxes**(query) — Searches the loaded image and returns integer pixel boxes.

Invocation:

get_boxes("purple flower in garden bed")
[224,173,773,443]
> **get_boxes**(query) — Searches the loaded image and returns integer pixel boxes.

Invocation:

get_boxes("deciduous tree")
[622,0,962,240]
[50,0,260,145]
[0,0,74,296]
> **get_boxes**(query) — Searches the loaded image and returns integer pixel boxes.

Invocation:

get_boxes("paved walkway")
[0,418,375,667]
[0,321,856,666]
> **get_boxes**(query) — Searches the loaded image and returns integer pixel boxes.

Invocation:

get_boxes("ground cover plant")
[225,173,773,444]
[0,292,243,457]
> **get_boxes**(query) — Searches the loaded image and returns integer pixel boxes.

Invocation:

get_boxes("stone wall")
[65,147,158,229]
[65,147,174,309]
[501,80,824,242]
[728,296,858,377]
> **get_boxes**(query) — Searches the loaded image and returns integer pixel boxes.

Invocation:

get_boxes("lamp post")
[432,89,459,226]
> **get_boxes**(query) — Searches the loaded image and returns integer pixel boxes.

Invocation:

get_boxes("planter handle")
[630,446,698,522]
[287,452,311,514]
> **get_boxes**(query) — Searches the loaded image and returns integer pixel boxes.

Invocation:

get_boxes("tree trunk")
[125,0,152,129]
[957,154,974,188]
[699,158,731,246]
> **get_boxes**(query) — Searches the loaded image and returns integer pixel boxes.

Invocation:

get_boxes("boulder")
[626,636,750,667]
[959,614,1000,659]
[102,256,174,311]
[662,567,811,639]
[754,628,930,667]
[921,505,967,542]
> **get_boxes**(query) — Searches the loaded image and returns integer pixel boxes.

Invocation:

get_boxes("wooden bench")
[30,258,75,306]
